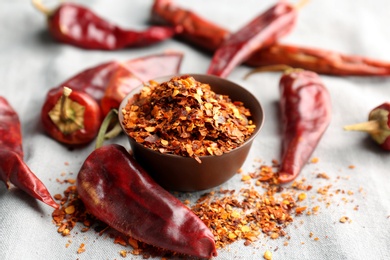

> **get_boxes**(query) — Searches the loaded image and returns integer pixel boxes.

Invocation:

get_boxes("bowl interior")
[119,74,264,191]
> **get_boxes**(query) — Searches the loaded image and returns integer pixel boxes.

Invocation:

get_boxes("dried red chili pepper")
[277,69,331,183]
[152,0,230,52]
[207,1,299,78]
[32,0,176,50]
[77,111,217,257]
[245,43,390,76]
[152,1,390,76]
[41,87,102,146]
[0,96,58,208]
[344,102,390,150]
[41,53,183,145]
[100,52,183,116]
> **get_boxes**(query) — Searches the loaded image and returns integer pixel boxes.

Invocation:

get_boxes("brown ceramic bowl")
[118,74,264,192]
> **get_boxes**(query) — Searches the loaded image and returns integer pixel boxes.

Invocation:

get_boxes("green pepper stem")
[343,120,380,134]
[95,109,121,149]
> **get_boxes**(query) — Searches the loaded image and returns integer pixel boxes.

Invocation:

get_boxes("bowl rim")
[118,73,265,160]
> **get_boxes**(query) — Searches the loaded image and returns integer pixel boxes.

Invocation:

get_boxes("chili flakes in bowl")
[121,75,256,163]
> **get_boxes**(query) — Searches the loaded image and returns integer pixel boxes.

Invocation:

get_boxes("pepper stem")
[60,87,72,121]
[48,86,85,134]
[31,0,52,16]
[95,109,121,149]
[343,120,380,134]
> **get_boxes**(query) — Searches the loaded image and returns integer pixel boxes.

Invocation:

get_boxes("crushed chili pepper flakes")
[121,75,256,162]
[264,249,273,260]
[51,158,364,259]
[77,243,86,254]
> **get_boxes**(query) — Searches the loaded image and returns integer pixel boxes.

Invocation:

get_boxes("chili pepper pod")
[152,0,230,52]
[41,87,102,146]
[344,102,390,150]
[77,144,217,258]
[0,96,23,157]
[32,0,176,50]
[0,96,58,208]
[245,43,390,76]
[207,1,301,78]
[277,69,332,183]
[100,52,183,116]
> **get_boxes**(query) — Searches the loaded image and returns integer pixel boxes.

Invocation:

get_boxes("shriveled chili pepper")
[100,52,183,116]
[344,102,390,150]
[245,43,390,76]
[32,0,176,50]
[152,0,230,52]
[207,1,300,78]
[0,96,58,208]
[152,0,390,77]
[276,69,332,183]
[76,112,217,258]
[41,53,183,145]
[41,87,102,146]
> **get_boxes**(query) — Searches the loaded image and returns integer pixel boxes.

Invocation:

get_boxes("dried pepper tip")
[48,87,86,135]
[344,103,390,150]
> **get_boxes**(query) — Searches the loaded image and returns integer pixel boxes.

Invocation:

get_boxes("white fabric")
[1,0,389,259]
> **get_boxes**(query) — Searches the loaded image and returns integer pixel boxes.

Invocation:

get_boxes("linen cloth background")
[0,0,389,259]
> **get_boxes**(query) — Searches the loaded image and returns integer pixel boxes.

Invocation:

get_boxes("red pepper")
[0,96,58,208]
[100,52,183,116]
[277,69,332,183]
[41,53,183,145]
[41,87,102,146]
[152,0,390,77]
[77,144,217,258]
[344,102,390,150]
[245,43,390,76]
[207,1,298,78]
[152,0,230,52]
[32,0,176,50]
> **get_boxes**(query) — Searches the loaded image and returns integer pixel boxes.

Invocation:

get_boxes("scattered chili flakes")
[120,250,127,257]
[339,216,349,223]
[264,249,273,260]
[51,154,363,259]
[298,193,307,201]
[121,75,256,162]
[317,172,330,179]
[310,157,319,163]
[77,243,86,254]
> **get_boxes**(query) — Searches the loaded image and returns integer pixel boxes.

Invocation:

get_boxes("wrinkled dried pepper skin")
[0,97,23,157]
[207,1,297,78]
[278,70,331,183]
[152,0,229,52]
[0,96,58,208]
[77,144,217,258]
[245,44,390,76]
[54,61,119,101]
[46,3,175,50]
